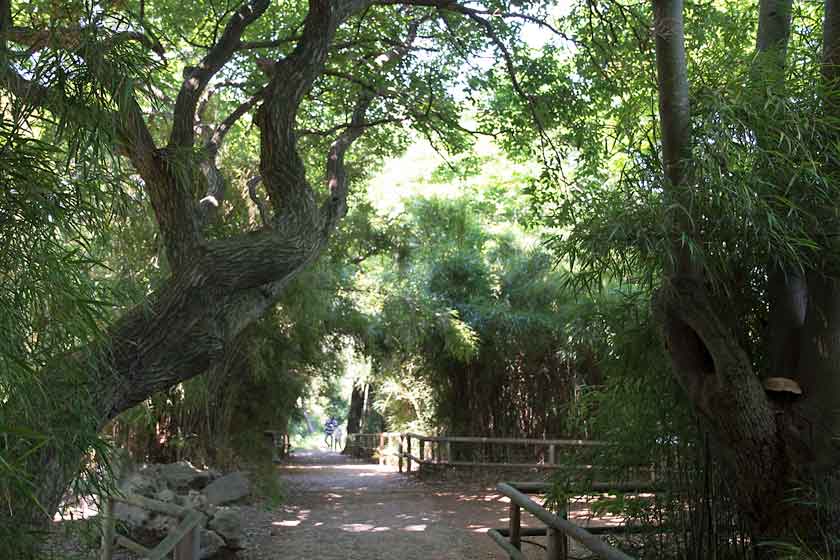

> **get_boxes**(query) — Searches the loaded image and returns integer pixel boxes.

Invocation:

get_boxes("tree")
[652,0,840,545]
[518,0,840,548]
[0,0,555,548]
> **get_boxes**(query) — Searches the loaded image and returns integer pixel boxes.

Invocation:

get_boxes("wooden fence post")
[545,500,568,560]
[173,524,200,560]
[419,438,425,465]
[379,433,385,464]
[406,435,412,472]
[445,440,451,463]
[398,435,404,473]
[509,502,521,553]
[546,527,567,560]
[548,444,556,465]
[100,496,115,560]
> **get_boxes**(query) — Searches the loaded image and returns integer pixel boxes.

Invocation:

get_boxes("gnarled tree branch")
[169,0,270,148]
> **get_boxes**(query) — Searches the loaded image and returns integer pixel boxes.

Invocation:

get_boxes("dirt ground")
[240,450,598,560]
[47,450,623,559]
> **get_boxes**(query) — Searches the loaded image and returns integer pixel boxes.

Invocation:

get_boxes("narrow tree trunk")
[343,382,365,454]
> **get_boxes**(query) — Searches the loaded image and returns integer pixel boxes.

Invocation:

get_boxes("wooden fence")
[345,432,609,472]
[346,433,659,559]
[489,481,659,560]
[100,493,203,560]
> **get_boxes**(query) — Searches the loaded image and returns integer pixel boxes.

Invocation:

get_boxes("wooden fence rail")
[490,481,658,560]
[345,432,611,472]
[347,433,658,559]
[100,493,202,560]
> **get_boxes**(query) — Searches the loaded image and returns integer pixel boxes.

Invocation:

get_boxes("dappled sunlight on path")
[243,450,529,559]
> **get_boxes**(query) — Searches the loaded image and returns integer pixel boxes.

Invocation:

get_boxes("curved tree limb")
[169,0,270,149]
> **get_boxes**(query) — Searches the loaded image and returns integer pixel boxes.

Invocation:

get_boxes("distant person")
[324,417,338,448]
[332,424,344,451]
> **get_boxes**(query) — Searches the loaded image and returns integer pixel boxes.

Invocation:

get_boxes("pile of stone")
[113,461,250,559]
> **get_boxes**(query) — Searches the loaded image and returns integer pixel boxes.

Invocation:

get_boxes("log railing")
[490,481,657,560]
[345,432,609,472]
[100,493,203,560]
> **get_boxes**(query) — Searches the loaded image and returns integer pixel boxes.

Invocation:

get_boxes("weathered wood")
[509,502,521,551]
[548,444,556,465]
[496,483,635,560]
[100,497,115,560]
[496,527,548,537]
[445,440,451,462]
[403,433,607,447]
[443,460,600,470]
[173,523,200,560]
[398,435,404,473]
[488,529,527,560]
[419,439,425,463]
[115,535,151,556]
[147,510,204,560]
[507,481,660,494]
[113,492,187,517]
[378,432,385,463]
[406,436,412,472]
[546,527,567,560]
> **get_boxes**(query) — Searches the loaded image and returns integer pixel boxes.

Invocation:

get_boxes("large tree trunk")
[652,0,840,549]
[0,0,423,542]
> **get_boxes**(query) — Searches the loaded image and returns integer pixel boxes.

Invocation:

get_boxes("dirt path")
[243,450,533,559]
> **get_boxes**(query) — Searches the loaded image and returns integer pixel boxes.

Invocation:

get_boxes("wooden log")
[402,433,607,446]
[488,529,527,560]
[444,460,599,470]
[173,523,201,560]
[507,480,661,494]
[509,502,521,551]
[546,527,567,560]
[147,510,204,560]
[495,528,548,538]
[379,433,385,464]
[100,496,115,560]
[113,492,187,517]
[497,483,635,560]
[115,535,151,556]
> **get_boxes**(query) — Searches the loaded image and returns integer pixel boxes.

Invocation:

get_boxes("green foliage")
[0,62,135,560]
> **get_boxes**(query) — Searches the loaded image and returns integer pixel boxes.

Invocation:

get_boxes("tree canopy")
[2,0,840,558]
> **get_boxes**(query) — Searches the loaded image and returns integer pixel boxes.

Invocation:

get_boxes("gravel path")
[242,450,534,559]
[45,450,623,559]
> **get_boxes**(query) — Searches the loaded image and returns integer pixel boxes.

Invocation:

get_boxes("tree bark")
[651,0,837,546]
[0,0,414,538]
[343,382,366,454]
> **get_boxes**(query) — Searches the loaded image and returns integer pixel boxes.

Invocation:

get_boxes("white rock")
[208,507,243,548]
[202,471,250,506]
[159,461,212,491]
